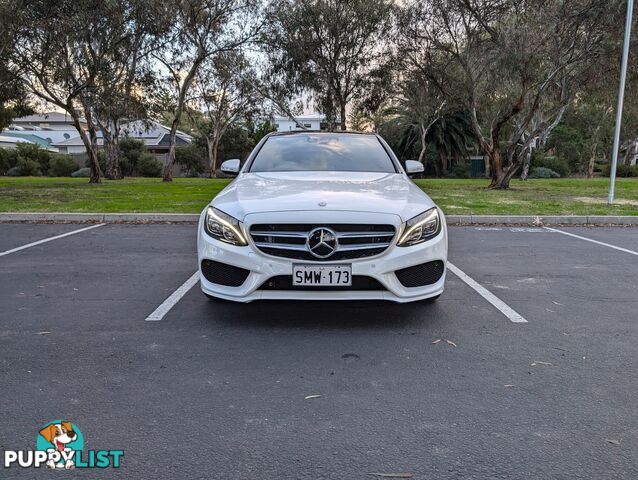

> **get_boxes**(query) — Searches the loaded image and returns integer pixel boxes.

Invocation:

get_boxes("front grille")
[258,275,385,291]
[395,260,445,288]
[250,224,395,261]
[201,260,250,287]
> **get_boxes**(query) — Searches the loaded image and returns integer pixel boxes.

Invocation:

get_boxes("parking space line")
[0,223,105,257]
[145,271,199,321]
[447,262,527,323]
[544,227,638,256]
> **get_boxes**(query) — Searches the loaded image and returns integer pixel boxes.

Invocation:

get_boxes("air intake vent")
[395,260,445,288]
[259,275,385,291]
[201,260,250,287]
[250,224,395,261]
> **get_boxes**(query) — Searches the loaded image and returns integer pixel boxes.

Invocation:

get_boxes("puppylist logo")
[3,420,124,470]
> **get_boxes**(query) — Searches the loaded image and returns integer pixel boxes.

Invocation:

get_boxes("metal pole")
[609,0,634,204]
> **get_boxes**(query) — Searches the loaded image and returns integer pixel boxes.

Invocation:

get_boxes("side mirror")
[405,160,424,176]
[220,159,240,175]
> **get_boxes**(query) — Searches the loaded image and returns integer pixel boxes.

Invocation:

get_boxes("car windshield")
[248,134,397,173]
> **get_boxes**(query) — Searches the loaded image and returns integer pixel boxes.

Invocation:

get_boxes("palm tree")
[398,111,475,175]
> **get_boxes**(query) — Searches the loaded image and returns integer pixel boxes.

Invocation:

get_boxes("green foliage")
[528,167,560,179]
[451,163,469,178]
[530,151,569,177]
[136,152,162,177]
[175,144,206,176]
[71,168,91,177]
[602,164,638,178]
[0,148,17,174]
[84,150,107,173]
[7,157,42,176]
[119,138,146,176]
[547,124,587,172]
[48,154,77,177]
[14,143,50,175]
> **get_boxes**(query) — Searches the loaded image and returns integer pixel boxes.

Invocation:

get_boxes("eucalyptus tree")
[195,50,262,177]
[399,0,614,188]
[153,0,261,181]
[14,0,151,183]
[92,0,169,179]
[262,0,395,131]
[0,0,31,130]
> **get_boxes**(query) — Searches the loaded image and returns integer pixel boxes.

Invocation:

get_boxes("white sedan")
[197,132,447,303]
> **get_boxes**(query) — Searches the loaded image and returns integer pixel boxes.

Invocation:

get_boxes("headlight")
[397,208,440,247]
[204,207,248,246]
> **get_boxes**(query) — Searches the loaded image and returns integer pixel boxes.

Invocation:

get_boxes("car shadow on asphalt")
[201,298,444,330]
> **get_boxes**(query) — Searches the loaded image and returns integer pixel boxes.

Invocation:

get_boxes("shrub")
[175,144,206,176]
[7,157,42,176]
[528,167,560,178]
[602,163,638,177]
[452,163,469,178]
[48,154,77,177]
[83,150,107,173]
[119,138,146,176]
[71,167,91,177]
[136,152,162,177]
[530,151,569,177]
[0,148,13,174]
[15,143,50,175]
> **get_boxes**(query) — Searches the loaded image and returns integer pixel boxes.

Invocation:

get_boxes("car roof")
[267,130,377,137]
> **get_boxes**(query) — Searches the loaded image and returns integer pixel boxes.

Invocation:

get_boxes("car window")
[248,134,397,173]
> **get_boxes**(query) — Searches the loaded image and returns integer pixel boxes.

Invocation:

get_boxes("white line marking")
[145,271,199,321]
[543,227,638,256]
[0,223,105,257]
[447,262,527,323]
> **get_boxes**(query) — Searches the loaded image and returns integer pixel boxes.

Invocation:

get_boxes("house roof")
[13,111,85,124]
[0,135,39,147]
[273,114,341,122]
[52,120,192,148]
[120,120,193,144]
[0,132,59,151]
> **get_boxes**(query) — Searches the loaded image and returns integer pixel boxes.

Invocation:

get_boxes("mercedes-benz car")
[197,131,447,303]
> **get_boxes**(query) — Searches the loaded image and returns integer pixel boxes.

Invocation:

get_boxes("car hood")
[211,171,435,222]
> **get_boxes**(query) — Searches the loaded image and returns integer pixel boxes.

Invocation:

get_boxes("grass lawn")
[0,176,637,216]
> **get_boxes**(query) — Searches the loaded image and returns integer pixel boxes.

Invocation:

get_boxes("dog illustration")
[39,421,77,469]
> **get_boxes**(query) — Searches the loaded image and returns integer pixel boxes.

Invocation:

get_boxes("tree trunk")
[70,111,101,184]
[520,149,532,180]
[104,123,122,180]
[88,125,101,184]
[163,118,180,182]
[207,135,221,178]
[340,102,347,131]
[417,123,427,167]
[586,125,602,179]
[491,164,518,189]
[624,138,638,166]
[486,147,502,188]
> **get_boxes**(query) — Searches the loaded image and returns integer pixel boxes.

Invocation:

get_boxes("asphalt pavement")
[0,223,636,479]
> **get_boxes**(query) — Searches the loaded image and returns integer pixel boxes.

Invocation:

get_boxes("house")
[0,132,59,151]
[10,111,87,131]
[273,114,341,132]
[52,120,192,159]
[0,135,42,150]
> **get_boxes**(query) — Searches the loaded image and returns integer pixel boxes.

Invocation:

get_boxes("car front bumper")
[197,209,448,303]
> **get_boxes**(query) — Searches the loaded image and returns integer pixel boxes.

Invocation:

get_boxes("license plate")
[292,264,352,287]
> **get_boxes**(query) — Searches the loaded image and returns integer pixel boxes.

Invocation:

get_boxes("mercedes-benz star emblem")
[306,228,338,259]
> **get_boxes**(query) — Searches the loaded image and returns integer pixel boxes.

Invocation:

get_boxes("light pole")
[608,0,635,205]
